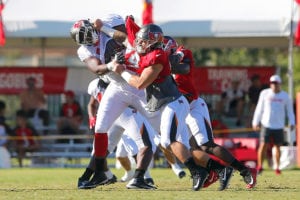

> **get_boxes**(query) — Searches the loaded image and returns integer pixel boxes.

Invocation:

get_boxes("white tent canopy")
[2,0,298,47]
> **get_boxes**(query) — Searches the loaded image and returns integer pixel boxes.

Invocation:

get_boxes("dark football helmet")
[163,36,178,54]
[134,24,164,54]
[70,20,98,45]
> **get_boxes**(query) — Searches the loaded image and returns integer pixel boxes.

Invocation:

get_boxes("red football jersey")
[173,46,198,101]
[138,48,170,83]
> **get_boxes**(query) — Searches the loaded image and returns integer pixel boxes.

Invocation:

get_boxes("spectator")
[252,74,295,175]
[13,110,40,167]
[0,100,12,168]
[19,77,50,129]
[246,74,268,127]
[216,79,246,126]
[56,90,83,143]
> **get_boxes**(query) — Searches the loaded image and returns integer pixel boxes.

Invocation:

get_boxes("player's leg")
[257,126,269,174]
[116,135,136,182]
[85,87,128,188]
[189,97,255,190]
[121,108,157,189]
[272,129,284,175]
[160,96,208,191]
[159,144,186,178]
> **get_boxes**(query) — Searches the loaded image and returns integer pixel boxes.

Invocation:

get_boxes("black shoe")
[106,175,117,185]
[77,178,90,189]
[82,172,108,189]
[217,167,234,191]
[126,177,157,190]
[144,178,155,186]
[178,171,186,179]
[240,168,257,189]
[191,167,209,191]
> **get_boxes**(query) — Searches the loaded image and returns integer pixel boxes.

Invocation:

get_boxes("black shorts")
[260,126,284,145]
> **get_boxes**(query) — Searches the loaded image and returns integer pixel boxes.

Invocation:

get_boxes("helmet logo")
[148,32,163,41]
[73,20,82,29]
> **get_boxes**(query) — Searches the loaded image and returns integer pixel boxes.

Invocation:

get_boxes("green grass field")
[0,168,299,200]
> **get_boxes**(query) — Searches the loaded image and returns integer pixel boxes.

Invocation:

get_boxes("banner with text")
[193,66,276,94]
[0,67,68,94]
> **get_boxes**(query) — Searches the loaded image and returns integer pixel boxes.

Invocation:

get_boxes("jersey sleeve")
[77,45,97,62]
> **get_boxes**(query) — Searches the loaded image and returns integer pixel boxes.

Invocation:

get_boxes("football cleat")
[203,170,219,188]
[240,168,257,189]
[144,178,155,187]
[126,177,157,190]
[77,178,90,189]
[217,167,234,191]
[81,172,108,189]
[178,171,186,179]
[191,167,209,191]
[106,174,117,185]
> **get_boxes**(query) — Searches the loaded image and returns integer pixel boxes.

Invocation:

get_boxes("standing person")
[164,35,257,190]
[112,23,210,191]
[19,77,49,129]
[252,74,295,175]
[70,15,157,189]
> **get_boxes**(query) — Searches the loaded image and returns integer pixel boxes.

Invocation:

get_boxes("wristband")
[106,62,114,71]
[100,25,116,38]
[121,71,132,82]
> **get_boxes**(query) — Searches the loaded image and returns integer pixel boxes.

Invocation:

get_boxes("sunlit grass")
[0,168,299,200]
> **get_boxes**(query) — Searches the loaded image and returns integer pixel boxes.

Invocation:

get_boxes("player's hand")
[290,125,295,131]
[125,15,134,22]
[112,63,126,74]
[93,19,103,32]
[89,116,97,129]
[115,51,125,64]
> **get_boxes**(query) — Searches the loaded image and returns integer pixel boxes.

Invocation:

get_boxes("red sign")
[193,66,276,94]
[0,67,68,94]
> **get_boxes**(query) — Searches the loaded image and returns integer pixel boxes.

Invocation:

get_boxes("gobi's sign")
[0,67,67,94]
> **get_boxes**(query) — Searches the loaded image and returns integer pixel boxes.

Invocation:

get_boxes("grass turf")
[0,168,299,200]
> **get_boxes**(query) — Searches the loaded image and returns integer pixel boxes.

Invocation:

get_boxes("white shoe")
[120,170,134,182]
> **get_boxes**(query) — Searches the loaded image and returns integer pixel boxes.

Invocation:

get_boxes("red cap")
[64,90,75,97]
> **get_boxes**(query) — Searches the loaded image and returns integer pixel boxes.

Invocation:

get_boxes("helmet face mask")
[70,20,98,45]
[134,24,163,54]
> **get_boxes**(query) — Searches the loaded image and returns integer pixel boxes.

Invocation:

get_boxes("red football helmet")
[163,35,178,53]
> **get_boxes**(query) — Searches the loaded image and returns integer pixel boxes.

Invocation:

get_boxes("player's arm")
[122,64,162,90]
[169,51,190,74]
[93,19,127,43]
[83,56,109,75]
[84,56,122,76]
[87,96,98,130]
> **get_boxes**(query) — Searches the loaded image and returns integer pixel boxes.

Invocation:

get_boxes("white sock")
[171,163,183,176]
[144,168,152,179]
